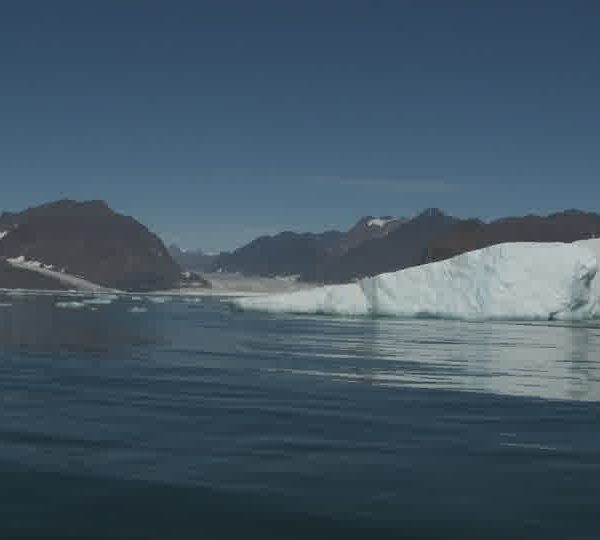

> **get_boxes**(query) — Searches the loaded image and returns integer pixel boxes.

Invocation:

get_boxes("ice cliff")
[234,242,600,321]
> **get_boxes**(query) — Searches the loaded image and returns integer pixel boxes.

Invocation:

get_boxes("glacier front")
[234,242,600,321]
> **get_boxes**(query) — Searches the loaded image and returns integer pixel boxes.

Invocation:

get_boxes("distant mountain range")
[0,199,182,291]
[4,200,600,292]
[168,245,217,271]
[209,214,411,282]
[423,210,600,264]
[201,208,600,284]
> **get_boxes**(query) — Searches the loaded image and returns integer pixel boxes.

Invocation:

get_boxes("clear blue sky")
[1,1,599,251]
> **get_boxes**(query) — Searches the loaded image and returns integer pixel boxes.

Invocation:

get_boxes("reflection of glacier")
[262,316,600,402]
[236,241,600,321]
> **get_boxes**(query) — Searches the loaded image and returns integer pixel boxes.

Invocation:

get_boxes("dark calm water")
[0,292,599,539]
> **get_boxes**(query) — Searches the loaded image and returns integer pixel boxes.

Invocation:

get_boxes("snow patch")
[367,217,395,228]
[6,256,115,293]
[235,242,599,321]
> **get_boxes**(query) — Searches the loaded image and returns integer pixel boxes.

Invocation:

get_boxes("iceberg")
[234,242,600,321]
[55,301,86,309]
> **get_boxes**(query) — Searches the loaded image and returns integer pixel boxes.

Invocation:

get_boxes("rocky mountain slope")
[211,215,410,280]
[0,200,182,291]
[210,213,450,283]
[423,210,600,264]
[212,230,344,279]
[316,209,458,283]
[209,208,600,285]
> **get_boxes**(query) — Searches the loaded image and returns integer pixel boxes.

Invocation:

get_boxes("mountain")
[423,210,600,264]
[0,199,182,291]
[324,216,406,258]
[210,215,417,282]
[316,209,459,283]
[0,259,71,291]
[168,245,217,271]
[212,230,344,278]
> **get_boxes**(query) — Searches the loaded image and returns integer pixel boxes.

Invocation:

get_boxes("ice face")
[572,238,600,313]
[235,242,599,321]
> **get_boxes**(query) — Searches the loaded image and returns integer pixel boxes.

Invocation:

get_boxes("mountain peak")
[416,208,446,219]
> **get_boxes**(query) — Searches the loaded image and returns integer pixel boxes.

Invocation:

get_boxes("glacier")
[234,242,600,321]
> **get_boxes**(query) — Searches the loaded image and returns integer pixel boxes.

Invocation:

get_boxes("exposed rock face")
[316,209,458,283]
[0,260,69,291]
[324,216,406,258]
[0,200,181,291]
[213,230,344,279]
[210,212,452,284]
[423,210,600,264]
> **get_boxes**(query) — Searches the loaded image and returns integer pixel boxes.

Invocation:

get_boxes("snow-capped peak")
[366,217,395,228]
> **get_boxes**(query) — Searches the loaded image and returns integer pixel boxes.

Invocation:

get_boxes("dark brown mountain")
[317,208,459,283]
[423,210,600,264]
[323,216,406,259]
[0,260,70,291]
[0,199,182,291]
[211,216,409,279]
[210,212,453,283]
[213,230,344,278]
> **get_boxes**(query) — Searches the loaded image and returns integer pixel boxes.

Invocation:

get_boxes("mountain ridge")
[0,199,182,291]
[207,208,600,285]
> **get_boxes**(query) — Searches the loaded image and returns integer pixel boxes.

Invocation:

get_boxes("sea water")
[0,293,599,539]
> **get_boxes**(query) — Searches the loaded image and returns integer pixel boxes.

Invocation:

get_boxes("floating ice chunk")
[236,242,599,321]
[183,296,203,303]
[83,295,118,305]
[55,301,86,309]
[6,290,27,297]
[235,282,369,316]
[147,296,170,304]
[129,306,148,313]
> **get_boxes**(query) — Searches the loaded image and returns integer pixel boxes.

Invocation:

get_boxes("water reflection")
[2,292,600,402]
[258,316,600,402]
[0,294,164,353]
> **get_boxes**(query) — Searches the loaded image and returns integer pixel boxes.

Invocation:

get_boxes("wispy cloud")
[308,176,458,194]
